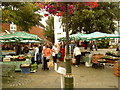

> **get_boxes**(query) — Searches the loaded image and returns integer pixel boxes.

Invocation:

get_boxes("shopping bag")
[85,62,91,67]
[46,56,51,60]
[52,52,55,56]
[64,56,66,62]
[54,63,57,71]
[72,58,76,64]
[57,53,61,59]
[48,61,54,67]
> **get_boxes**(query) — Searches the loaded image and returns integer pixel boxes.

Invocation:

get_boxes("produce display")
[92,54,104,63]
[30,62,38,73]
[97,59,107,63]
[113,61,120,77]
[104,52,120,76]
[102,56,118,61]
[2,50,16,55]
[106,51,120,57]
[3,55,33,62]
[20,64,31,68]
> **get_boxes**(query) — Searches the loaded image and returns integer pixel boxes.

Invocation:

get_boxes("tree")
[110,2,120,35]
[70,9,95,34]
[37,2,117,34]
[93,2,117,33]
[112,2,120,21]
[65,2,117,34]
[44,16,54,42]
[15,3,43,32]
[2,2,44,32]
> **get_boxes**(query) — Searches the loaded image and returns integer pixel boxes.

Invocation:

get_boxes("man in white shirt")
[52,44,60,63]
[34,45,39,64]
[73,44,81,67]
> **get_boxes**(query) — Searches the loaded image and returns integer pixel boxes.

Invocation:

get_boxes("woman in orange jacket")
[42,44,52,70]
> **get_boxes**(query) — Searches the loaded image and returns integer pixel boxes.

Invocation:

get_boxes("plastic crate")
[21,68,30,74]
[20,64,31,74]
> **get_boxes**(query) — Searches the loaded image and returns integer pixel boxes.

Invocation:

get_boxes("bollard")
[64,75,74,89]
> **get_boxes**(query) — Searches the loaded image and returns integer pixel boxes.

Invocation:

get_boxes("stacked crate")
[113,61,120,77]
[92,54,104,63]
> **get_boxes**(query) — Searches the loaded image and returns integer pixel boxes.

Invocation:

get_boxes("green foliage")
[2,2,43,32]
[97,39,110,49]
[2,9,17,23]
[61,2,118,34]
[44,16,54,42]
[16,3,43,32]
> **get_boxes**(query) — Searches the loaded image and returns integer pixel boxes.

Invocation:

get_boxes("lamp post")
[64,2,74,89]
[118,2,120,90]
[118,2,120,43]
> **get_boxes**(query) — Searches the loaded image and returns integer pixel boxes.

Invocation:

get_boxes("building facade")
[54,16,66,44]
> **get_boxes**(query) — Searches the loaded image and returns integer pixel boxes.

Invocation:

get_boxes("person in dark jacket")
[23,45,29,54]
[38,43,43,64]
[15,44,22,55]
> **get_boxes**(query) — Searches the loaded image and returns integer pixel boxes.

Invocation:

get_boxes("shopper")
[73,43,81,67]
[41,43,46,69]
[23,45,29,54]
[59,44,65,62]
[38,43,43,64]
[52,44,60,63]
[90,41,93,51]
[34,45,39,64]
[70,41,75,57]
[116,41,120,51]
[42,44,52,70]
[15,44,22,55]
[93,41,97,51]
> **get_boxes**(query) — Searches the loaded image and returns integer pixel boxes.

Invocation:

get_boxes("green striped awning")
[0,32,42,41]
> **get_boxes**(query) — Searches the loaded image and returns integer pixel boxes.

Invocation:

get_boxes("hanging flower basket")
[44,14,48,17]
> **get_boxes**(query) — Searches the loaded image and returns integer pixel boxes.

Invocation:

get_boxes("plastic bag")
[72,58,76,64]
[57,53,61,58]
[46,56,51,60]
[48,61,53,67]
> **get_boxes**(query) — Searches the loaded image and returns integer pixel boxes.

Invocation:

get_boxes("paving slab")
[2,49,119,89]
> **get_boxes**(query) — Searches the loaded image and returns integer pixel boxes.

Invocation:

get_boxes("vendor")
[22,45,29,54]
[15,44,22,55]
[2,44,10,50]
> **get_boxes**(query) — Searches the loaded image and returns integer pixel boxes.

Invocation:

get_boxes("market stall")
[1,49,37,73]
[0,32,42,72]
[0,31,42,41]
[58,32,120,77]
[1,54,32,71]
[59,32,120,42]
[91,51,120,77]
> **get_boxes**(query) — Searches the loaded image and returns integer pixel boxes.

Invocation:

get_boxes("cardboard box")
[3,58,11,62]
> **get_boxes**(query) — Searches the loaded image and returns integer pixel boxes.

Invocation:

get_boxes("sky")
[40,16,48,27]
[37,10,50,27]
